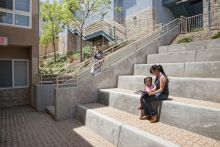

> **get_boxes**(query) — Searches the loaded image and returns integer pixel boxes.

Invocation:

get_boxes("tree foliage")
[40,0,73,62]
[63,0,112,62]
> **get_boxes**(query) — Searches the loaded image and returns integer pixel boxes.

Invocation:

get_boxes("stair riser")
[118,76,220,103]
[99,90,220,140]
[159,39,220,53]
[147,49,220,64]
[134,62,220,78]
[76,105,178,147]
[76,105,121,145]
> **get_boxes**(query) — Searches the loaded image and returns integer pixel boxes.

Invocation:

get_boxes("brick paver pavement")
[84,103,220,147]
[0,106,114,147]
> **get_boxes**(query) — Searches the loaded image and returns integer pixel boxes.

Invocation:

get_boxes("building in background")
[0,0,39,107]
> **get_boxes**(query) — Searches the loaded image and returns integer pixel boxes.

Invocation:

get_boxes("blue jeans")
[142,93,168,116]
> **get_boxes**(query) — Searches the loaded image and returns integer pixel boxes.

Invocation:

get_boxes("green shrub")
[73,52,80,60]
[191,28,203,32]
[177,37,193,44]
[211,32,220,39]
[83,45,93,59]
[56,54,67,63]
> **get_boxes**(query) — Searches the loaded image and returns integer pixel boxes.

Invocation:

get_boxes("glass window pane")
[14,61,28,87]
[15,14,30,26]
[0,0,13,10]
[0,12,13,24]
[0,60,12,88]
[15,0,30,12]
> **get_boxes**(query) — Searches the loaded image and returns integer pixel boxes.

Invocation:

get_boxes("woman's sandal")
[150,115,158,123]
[139,115,151,120]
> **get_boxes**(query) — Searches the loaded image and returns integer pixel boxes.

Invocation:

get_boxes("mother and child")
[138,65,169,123]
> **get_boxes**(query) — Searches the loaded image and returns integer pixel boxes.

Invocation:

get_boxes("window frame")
[0,0,32,29]
[0,59,29,89]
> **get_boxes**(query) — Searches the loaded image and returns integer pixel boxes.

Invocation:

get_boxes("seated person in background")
[91,43,104,75]
[94,43,104,60]
[138,77,155,119]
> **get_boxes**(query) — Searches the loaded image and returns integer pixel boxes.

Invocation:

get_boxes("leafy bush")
[191,28,203,32]
[39,45,93,74]
[83,45,93,59]
[211,32,220,39]
[177,37,193,44]
[73,51,80,60]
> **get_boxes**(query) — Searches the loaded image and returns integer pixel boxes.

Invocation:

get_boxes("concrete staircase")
[75,39,220,146]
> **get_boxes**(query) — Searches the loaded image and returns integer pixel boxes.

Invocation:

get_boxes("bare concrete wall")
[55,87,78,120]
[33,84,56,111]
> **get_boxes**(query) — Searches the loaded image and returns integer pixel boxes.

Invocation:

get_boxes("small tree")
[64,0,112,62]
[40,0,73,62]
[40,23,52,58]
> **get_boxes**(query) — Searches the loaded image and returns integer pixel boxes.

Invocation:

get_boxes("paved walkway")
[0,106,113,147]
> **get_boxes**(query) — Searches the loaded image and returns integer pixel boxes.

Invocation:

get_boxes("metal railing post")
[40,75,42,85]
[113,26,116,45]
[56,76,58,88]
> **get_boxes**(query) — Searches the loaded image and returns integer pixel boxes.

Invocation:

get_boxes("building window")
[15,0,30,12]
[0,59,29,89]
[0,0,32,28]
[0,0,13,10]
[0,60,12,88]
[0,11,13,24]
[15,14,29,26]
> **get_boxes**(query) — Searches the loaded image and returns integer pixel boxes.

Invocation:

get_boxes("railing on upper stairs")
[180,11,220,34]
[68,20,127,42]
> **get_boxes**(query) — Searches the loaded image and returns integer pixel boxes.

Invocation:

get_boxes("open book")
[134,90,148,95]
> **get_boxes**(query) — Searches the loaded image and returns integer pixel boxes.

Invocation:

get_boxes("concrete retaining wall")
[55,87,78,120]
[33,84,56,111]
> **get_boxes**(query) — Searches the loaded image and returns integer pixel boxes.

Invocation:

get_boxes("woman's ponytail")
[158,65,169,82]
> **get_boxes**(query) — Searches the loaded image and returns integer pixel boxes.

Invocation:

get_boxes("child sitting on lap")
[138,77,155,119]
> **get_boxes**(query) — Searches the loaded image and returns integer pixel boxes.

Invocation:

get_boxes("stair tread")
[135,60,220,66]
[73,125,114,147]
[82,103,220,146]
[119,75,220,81]
[150,48,220,56]
[100,88,220,110]
[46,106,55,114]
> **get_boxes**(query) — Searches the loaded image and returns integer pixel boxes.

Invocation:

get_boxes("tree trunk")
[52,34,56,62]
[44,45,48,59]
[80,31,83,62]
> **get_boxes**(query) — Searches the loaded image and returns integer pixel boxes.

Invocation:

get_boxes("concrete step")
[134,61,220,78]
[147,49,220,64]
[117,76,220,103]
[73,125,114,146]
[98,88,220,140]
[159,39,220,53]
[76,103,220,146]
[46,105,56,119]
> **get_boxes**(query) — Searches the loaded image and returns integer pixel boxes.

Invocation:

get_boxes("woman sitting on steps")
[141,65,169,123]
